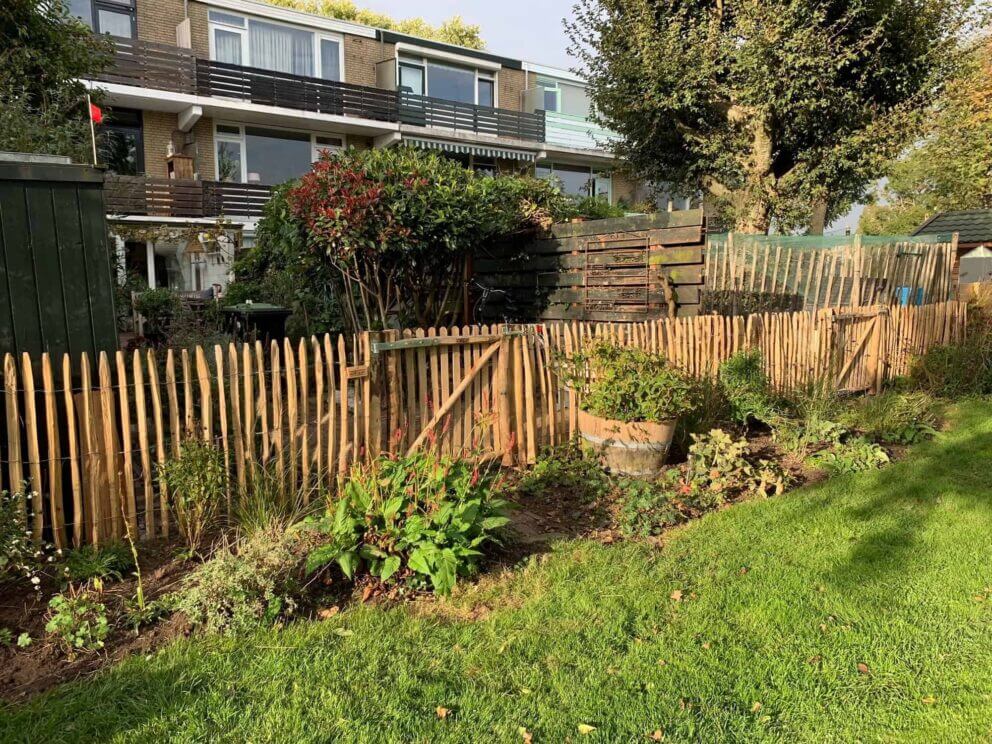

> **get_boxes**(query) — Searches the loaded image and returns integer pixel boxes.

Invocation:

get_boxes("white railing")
[543,111,618,151]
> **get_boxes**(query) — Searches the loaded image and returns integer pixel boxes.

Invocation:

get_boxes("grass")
[4,402,992,742]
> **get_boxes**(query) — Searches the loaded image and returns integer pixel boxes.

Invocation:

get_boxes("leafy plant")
[62,543,135,585]
[808,438,890,475]
[0,628,12,648]
[45,583,110,657]
[123,595,174,633]
[718,350,781,426]
[517,443,612,503]
[572,195,626,219]
[561,341,698,423]
[839,391,941,445]
[158,439,227,555]
[173,527,300,635]
[234,465,322,537]
[616,477,685,538]
[133,288,181,345]
[305,449,510,596]
[1,489,56,591]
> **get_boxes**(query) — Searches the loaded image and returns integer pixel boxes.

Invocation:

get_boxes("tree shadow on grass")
[783,416,992,596]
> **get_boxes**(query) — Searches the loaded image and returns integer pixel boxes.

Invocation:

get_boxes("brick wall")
[188,1,210,57]
[345,36,394,88]
[498,68,526,112]
[142,112,215,179]
[135,0,184,45]
[141,111,176,178]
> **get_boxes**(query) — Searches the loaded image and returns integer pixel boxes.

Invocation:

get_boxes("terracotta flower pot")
[577,408,676,478]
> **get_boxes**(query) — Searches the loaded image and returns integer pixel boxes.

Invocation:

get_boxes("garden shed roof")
[914,209,992,245]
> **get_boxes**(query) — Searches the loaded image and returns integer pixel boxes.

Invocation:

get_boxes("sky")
[358,0,865,233]
[359,0,578,70]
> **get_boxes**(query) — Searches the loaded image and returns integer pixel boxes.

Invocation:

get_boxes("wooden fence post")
[498,327,514,466]
[367,331,385,459]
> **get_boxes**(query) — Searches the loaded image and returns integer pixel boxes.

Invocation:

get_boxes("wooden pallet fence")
[0,301,966,547]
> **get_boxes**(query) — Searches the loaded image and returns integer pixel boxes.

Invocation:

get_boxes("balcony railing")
[97,37,545,143]
[543,111,618,152]
[104,175,272,220]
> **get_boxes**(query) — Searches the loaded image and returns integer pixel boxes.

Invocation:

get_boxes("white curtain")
[249,20,313,77]
[214,29,242,65]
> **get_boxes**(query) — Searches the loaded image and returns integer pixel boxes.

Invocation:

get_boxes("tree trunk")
[808,199,828,235]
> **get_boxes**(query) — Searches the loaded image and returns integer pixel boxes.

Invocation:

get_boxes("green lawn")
[4,403,992,743]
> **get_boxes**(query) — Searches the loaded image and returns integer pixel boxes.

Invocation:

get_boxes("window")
[399,57,497,105]
[472,156,496,176]
[399,62,425,95]
[68,0,136,37]
[426,62,475,104]
[98,108,143,175]
[537,162,612,200]
[215,124,346,184]
[536,77,560,113]
[208,10,343,80]
[477,77,495,108]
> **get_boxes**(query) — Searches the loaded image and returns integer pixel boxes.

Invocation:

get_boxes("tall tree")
[860,35,992,234]
[0,0,111,162]
[267,0,485,49]
[568,0,977,233]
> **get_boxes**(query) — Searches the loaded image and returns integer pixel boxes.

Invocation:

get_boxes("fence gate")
[372,326,549,466]
[831,307,886,393]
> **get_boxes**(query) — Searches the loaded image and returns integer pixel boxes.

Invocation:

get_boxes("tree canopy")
[568,0,978,233]
[266,0,485,49]
[860,35,992,235]
[0,0,111,162]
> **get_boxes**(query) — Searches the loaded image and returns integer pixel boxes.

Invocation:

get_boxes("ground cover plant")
[2,400,991,740]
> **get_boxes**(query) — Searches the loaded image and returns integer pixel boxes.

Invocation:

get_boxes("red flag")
[89,102,103,125]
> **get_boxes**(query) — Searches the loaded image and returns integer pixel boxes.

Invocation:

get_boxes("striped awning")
[403,137,537,162]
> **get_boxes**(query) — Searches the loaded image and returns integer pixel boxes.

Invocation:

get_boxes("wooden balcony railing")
[104,175,273,219]
[398,94,545,142]
[96,37,546,143]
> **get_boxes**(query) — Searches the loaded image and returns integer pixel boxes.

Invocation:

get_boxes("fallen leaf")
[701,642,711,650]
[739,566,749,575]
[361,585,374,603]
[751,702,763,713]
[857,662,870,675]
[578,723,597,735]
[650,730,664,741]
[436,706,450,719]
[518,726,533,743]
[921,696,937,705]
[670,590,683,602]
[657,659,667,667]
[317,606,340,620]
[807,655,822,666]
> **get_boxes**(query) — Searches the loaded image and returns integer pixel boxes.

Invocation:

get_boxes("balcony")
[104,175,272,220]
[542,111,618,152]
[96,37,545,144]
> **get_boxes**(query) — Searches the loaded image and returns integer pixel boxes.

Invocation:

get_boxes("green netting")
[703,233,956,315]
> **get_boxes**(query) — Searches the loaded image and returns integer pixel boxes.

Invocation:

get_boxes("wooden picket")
[0,300,968,547]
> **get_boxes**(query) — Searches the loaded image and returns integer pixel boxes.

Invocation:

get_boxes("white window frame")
[316,32,345,82]
[538,161,613,201]
[397,56,498,107]
[208,10,345,80]
[214,122,347,183]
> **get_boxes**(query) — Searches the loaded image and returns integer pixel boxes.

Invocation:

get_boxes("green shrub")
[563,341,698,423]
[838,391,941,444]
[718,350,781,426]
[673,378,734,455]
[808,437,890,475]
[304,450,510,596]
[773,384,845,456]
[1,489,55,591]
[616,476,686,537]
[572,195,625,219]
[0,627,12,647]
[133,288,181,345]
[517,443,612,503]
[45,584,110,657]
[158,439,227,554]
[63,542,135,585]
[173,527,300,635]
[616,430,790,538]
[908,310,992,397]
